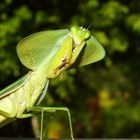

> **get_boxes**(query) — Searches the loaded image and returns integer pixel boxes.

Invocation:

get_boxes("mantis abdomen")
[0,69,48,127]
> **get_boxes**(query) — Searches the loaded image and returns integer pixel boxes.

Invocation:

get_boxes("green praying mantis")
[0,26,105,139]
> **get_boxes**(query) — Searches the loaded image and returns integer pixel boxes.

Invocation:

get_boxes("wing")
[0,74,29,98]
[17,29,69,70]
[73,35,105,67]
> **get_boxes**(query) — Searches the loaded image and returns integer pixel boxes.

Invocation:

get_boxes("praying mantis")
[0,26,105,139]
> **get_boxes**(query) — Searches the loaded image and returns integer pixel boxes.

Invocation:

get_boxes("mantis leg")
[0,109,16,127]
[30,106,74,140]
[0,109,33,127]
[70,41,85,64]
[17,113,34,118]
[0,109,33,118]
[36,80,49,105]
[0,109,33,119]
[0,109,14,118]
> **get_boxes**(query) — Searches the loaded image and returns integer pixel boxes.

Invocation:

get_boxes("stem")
[40,110,44,140]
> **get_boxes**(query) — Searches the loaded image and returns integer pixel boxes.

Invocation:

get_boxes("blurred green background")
[0,0,140,139]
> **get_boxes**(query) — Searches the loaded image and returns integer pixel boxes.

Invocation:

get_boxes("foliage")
[0,0,140,138]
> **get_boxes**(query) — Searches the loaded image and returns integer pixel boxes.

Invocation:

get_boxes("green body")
[0,26,105,131]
